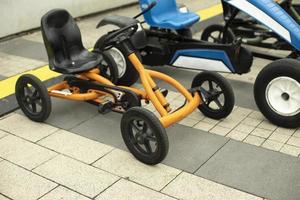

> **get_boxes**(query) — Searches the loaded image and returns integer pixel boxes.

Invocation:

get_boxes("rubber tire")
[201,24,235,43]
[192,71,235,119]
[254,59,300,128]
[94,34,139,86]
[121,107,169,165]
[15,74,51,122]
[100,51,119,84]
[176,28,193,38]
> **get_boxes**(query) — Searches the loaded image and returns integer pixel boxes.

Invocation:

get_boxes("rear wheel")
[121,107,169,165]
[201,24,235,43]
[254,59,300,128]
[15,74,51,122]
[191,71,235,119]
[94,34,139,86]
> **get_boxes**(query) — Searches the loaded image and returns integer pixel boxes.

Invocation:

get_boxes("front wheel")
[191,71,235,119]
[94,34,139,86]
[15,74,52,122]
[254,59,300,128]
[121,107,169,165]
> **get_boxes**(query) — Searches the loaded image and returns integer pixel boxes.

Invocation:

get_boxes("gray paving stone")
[38,129,113,164]
[0,194,10,200]
[163,124,229,173]
[34,155,119,198]
[0,160,57,200]
[39,186,90,200]
[0,130,8,139]
[0,113,58,142]
[195,140,300,200]
[96,179,176,200]
[0,135,57,170]
[0,38,47,61]
[93,149,181,191]
[46,98,99,130]
[70,112,124,148]
[162,172,262,200]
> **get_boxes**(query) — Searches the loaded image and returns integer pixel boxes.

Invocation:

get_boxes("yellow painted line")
[196,3,223,21]
[0,4,223,99]
[0,65,59,99]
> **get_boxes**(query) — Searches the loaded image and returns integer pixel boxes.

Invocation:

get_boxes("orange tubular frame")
[128,53,201,127]
[47,52,202,128]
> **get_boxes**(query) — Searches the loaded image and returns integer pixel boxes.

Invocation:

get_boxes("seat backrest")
[139,0,178,25]
[41,9,84,66]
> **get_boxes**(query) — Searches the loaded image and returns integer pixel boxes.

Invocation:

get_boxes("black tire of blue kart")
[254,59,300,128]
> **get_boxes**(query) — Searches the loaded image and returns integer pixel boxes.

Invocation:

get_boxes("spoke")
[215,91,224,96]
[209,35,216,40]
[131,121,141,133]
[146,135,157,142]
[218,32,223,40]
[32,90,40,100]
[206,99,214,106]
[144,140,153,154]
[208,81,214,92]
[142,122,148,133]
[31,103,37,112]
[214,98,223,109]
[199,87,209,98]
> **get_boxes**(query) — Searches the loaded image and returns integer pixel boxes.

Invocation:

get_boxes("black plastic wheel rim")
[128,118,158,156]
[199,80,225,111]
[18,83,43,116]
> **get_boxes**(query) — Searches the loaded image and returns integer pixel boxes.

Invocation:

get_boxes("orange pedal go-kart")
[15,9,234,165]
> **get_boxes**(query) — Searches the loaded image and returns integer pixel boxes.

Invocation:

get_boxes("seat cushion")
[156,12,200,30]
[51,50,102,74]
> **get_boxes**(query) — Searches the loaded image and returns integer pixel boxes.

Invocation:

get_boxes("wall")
[0,0,136,38]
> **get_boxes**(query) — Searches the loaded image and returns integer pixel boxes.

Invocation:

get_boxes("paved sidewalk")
[0,114,264,200]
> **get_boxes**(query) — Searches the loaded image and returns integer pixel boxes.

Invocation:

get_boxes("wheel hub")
[135,132,147,145]
[281,92,290,101]
[266,76,300,116]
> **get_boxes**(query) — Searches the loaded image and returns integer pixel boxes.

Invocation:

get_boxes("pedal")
[98,101,113,114]
[160,88,168,97]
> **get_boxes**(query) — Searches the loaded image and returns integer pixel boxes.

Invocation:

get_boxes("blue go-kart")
[201,0,300,60]
[201,0,300,128]
[94,0,300,128]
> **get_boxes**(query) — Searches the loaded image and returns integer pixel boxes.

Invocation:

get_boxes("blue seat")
[139,0,200,30]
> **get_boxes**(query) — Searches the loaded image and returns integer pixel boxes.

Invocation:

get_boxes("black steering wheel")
[103,23,139,48]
